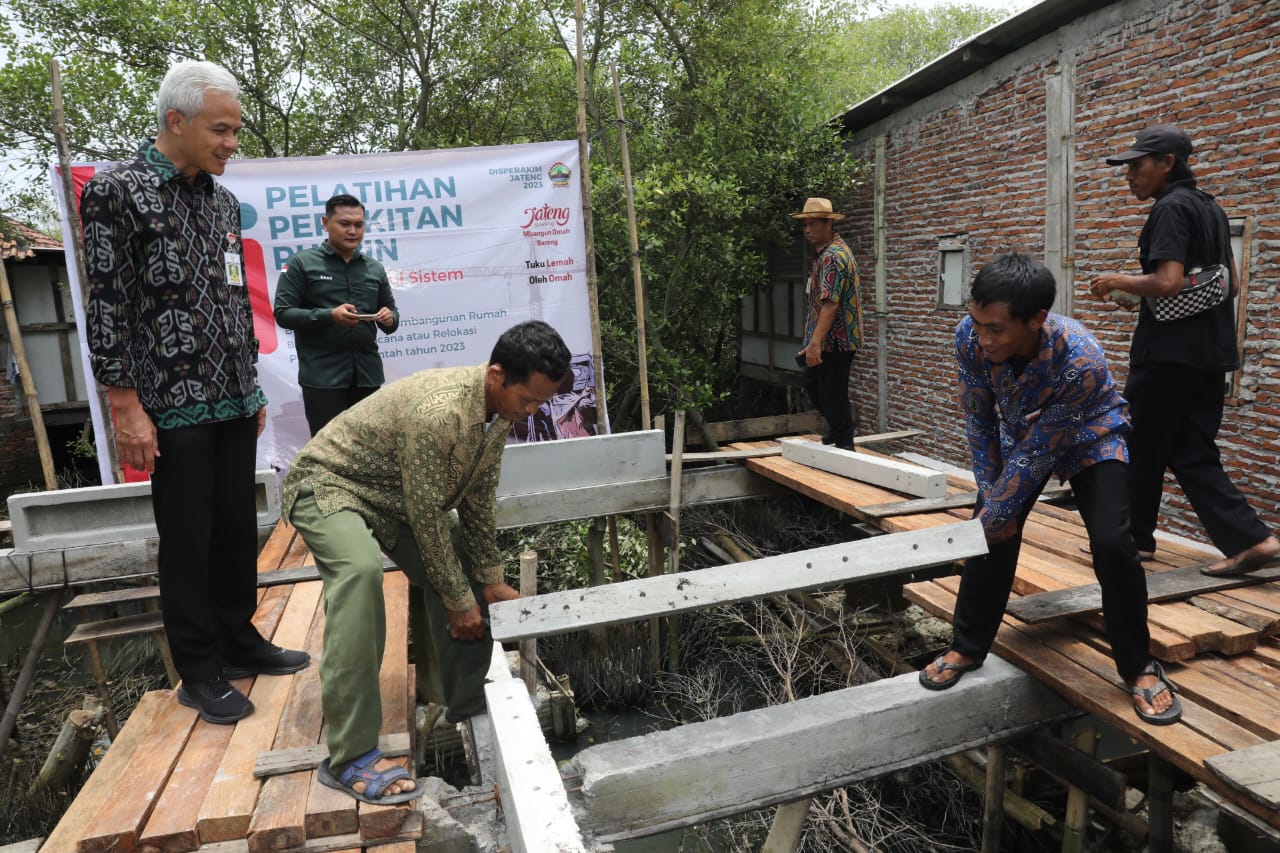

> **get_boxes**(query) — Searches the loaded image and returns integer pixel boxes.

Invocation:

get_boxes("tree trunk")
[28,696,105,796]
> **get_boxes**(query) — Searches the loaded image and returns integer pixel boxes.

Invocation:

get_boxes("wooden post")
[573,0,606,427]
[610,64,650,427]
[0,262,57,491]
[1061,722,1097,853]
[519,551,539,696]
[646,413,665,672]
[50,57,122,483]
[665,411,686,672]
[980,744,1007,853]
[84,640,120,738]
[0,591,62,761]
[1147,753,1174,853]
[762,798,809,852]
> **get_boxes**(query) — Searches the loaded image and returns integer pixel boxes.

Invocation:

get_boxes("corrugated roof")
[1,217,63,260]
[836,0,1118,137]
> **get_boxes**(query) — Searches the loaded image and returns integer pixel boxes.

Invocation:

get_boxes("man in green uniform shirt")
[283,320,570,804]
[274,193,400,435]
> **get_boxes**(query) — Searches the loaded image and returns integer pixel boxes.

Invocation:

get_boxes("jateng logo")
[521,204,571,229]
[548,162,571,187]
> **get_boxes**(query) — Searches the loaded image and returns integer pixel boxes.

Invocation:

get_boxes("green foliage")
[822,3,1015,112]
[0,0,1012,422]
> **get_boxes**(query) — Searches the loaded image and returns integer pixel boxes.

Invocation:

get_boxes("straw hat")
[790,197,845,220]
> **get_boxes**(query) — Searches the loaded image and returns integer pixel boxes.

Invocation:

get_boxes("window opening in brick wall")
[937,238,968,308]
[1227,217,1249,401]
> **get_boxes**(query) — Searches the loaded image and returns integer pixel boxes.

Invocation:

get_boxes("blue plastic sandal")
[316,747,420,805]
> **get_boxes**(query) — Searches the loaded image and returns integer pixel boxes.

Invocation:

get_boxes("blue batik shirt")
[955,313,1130,535]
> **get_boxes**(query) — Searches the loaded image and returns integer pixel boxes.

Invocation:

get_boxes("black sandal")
[919,653,983,691]
[1130,660,1182,725]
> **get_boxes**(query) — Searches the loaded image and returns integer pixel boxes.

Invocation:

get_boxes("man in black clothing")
[274,194,400,435]
[1090,125,1278,577]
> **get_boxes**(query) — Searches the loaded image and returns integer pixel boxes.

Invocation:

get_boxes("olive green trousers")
[289,486,492,771]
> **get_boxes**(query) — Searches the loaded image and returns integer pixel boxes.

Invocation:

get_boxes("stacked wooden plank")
[40,521,423,853]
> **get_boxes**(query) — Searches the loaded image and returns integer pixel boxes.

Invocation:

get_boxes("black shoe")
[223,643,311,679]
[178,677,254,724]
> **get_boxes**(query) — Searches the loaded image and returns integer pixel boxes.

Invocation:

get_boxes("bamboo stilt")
[0,591,62,761]
[1062,722,1097,852]
[519,550,538,696]
[981,744,1008,853]
[610,64,650,427]
[665,411,686,673]
[0,262,57,491]
[573,0,606,430]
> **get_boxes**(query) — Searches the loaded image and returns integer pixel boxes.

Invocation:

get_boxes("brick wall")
[0,365,42,499]
[840,0,1280,546]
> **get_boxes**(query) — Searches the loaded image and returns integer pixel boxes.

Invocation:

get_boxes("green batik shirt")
[282,365,509,611]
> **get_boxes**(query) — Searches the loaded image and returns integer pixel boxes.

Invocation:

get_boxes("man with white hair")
[83,61,308,725]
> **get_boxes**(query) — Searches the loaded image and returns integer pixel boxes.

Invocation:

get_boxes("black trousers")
[151,416,266,683]
[804,349,855,447]
[301,384,379,437]
[1125,363,1269,557]
[950,461,1151,681]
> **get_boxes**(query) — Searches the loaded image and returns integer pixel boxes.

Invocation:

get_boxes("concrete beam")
[6,469,280,552]
[498,431,666,497]
[0,465,778,595]
[779,439,946,498]
[485,678,588,853]
[490,520,985,641]
[495,465,783,529]
[567,657,1073,841]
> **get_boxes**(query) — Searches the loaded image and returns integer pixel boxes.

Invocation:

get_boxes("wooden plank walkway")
[41,520,422,853]
[735,437,1280,831]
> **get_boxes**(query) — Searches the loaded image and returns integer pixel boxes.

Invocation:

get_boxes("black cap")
[1106,125,1193,165]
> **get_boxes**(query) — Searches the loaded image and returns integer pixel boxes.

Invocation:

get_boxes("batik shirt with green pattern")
[282,365,510,611]
[83,140,266,429]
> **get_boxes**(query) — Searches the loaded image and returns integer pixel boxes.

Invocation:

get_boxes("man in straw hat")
[791,197,863,449]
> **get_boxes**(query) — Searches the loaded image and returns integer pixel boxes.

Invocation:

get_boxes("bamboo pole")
[665,410,685,672]
[573,0,606,430]
[50,57,122,483]
[0,263,57,491]
[0,591,62,762]
[610,65,650,427]
[519,550,538,696]
[981,744,1008,853]
[1062,722,1097,853]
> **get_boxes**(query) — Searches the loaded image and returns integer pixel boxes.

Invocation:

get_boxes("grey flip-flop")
[1130,660,1182,726]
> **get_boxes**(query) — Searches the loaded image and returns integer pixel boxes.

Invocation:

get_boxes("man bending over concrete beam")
[283,320,570,803]
[919,253,1180,726]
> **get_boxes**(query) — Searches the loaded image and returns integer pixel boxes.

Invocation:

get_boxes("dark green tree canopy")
[0,0,1014,426]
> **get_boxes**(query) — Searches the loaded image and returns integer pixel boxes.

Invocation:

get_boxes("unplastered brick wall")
[841,0,1280,545]
[0,369,42,498]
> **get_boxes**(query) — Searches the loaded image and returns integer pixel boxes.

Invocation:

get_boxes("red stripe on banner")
[242,237,277,354]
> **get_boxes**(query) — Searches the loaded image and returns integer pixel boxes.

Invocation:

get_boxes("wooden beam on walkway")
[490,520,985,641]
[779,439,946,498]
[1205,740,1280,810]
[566,657,1072,841]
[1007,562,1280,623]
[858,484,1072,519]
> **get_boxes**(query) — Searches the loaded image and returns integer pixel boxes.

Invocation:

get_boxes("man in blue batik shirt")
[918,253,1180,725]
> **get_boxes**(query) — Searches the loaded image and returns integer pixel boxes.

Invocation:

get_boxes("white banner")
[54,141,601,483]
